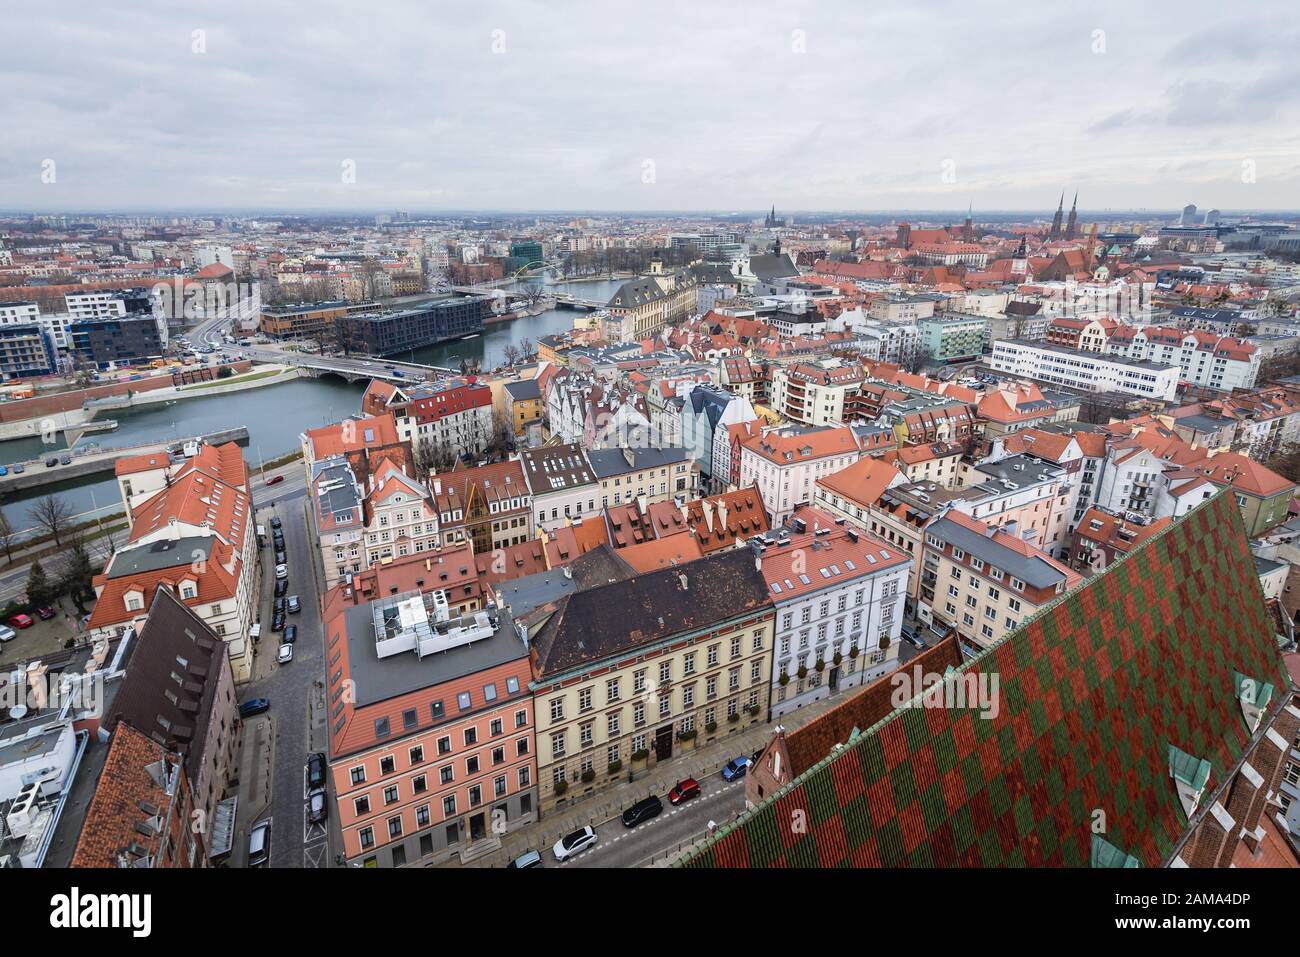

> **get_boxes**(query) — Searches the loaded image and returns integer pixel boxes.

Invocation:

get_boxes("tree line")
[0,494,102,617]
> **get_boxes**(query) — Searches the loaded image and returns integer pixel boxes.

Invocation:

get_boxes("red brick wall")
[0,360,253,423]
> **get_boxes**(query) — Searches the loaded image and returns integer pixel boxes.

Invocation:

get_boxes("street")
[561,776,747,869]
[230,462,333,869]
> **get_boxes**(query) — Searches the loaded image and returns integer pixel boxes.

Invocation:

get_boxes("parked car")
[307,752,327,790]
[7,614,33,629]
[271,610,285,632]
[248,821,271,867]
[668,778,701,805]
[0,626,15,643]
[621,795,664,828]
[308,788,327,825]
[270,517,282,530]
[277,643,293,664]
[0,466,8,476]
[239,698,270,718]
[287,595,301,614]
[506,850,543,869]
[274,578,288,597]
[274,549,286,565]
[59,453,71,465]
[44,457,57,468]
[275,563,288,580]
[11,463,22,474]
[35,606,56,620]
[721,756,752,782]
[551,826,597,862]
[266,474,285,486]
[284,624,297,644]
[273,596,286,614]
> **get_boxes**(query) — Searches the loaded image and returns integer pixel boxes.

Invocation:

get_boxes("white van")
[256,524,266,546]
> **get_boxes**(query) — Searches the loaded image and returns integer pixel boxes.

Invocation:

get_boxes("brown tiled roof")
[71,723,190,868]
[784,637,963,777]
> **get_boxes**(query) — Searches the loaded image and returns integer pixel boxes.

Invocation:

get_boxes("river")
[0,376,365,535]
[0,277,628,536]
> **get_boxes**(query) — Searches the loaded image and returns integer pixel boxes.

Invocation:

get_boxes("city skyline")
[4,0,1298,211]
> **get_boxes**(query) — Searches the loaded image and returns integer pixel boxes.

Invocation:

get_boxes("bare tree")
[28,494,73,547]
[0,512,15,563]
[502,343,521,368]
[414,437,458,479]
[519,337,535,361]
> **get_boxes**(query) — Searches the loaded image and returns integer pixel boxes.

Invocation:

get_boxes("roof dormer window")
[1234,672,1273,734]
[1168,744,1212,820]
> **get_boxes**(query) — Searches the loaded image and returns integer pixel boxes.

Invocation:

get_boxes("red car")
[35,606,56,620]
[8,614,33,629]
[668,778,701,805]
[266,474,285,486]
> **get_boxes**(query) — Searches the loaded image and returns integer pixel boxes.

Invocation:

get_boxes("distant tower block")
[1180,203,1198,225]
[1203,208,1221,226]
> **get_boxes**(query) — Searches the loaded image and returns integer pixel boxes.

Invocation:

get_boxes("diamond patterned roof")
[680,490,1288,868]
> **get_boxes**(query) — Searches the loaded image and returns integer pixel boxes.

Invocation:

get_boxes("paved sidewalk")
[451,689,852,869]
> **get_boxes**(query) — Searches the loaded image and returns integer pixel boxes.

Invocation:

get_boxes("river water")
[0,277,626,535]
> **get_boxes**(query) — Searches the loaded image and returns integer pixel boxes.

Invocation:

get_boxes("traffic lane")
[560,777,746,869]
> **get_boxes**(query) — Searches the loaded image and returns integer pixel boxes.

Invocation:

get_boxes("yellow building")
[586,446,698,508]
[498,377,544,436]
[515,549,774,810]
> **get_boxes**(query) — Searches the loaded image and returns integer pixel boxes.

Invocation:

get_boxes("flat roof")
[342,602,525,708]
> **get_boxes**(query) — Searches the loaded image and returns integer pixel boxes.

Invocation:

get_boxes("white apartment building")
[768,361,864,427]
[758,511,911,718]
[739,426,865,527]
[1105,326,1260,392]
[362,460,440,565]
[989,339,1180,401]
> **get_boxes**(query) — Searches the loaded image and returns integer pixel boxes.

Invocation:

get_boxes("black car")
[284,624,298,644]
[287,595,301,614]
[274,549,286,565]
[272,610,285,632]
[272,530,285,545]
[239,698,270,718]
[44,457,58,467]
[307,752,327,790]
[270,516,282,530]
[274,578,288,598]
[621,795,664,828]
[308,789,328,825]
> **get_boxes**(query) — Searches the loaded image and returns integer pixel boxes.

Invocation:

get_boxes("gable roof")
[530,548,771,678]
[682,490,1287,867]
[104,588,228,785]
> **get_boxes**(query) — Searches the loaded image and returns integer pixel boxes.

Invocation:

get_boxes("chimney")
[702,499,714,534]
[717,498,728,530]
[755,553,762,571]
[27,661,48,710]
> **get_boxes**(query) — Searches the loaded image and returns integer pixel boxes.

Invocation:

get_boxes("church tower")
[1065,192,1079,240]
[1011,233,1028,277]
[962,202,974,242]
[1049,193,1064,239]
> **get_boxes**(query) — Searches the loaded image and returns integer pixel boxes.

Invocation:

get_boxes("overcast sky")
[4,0,1298,214]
